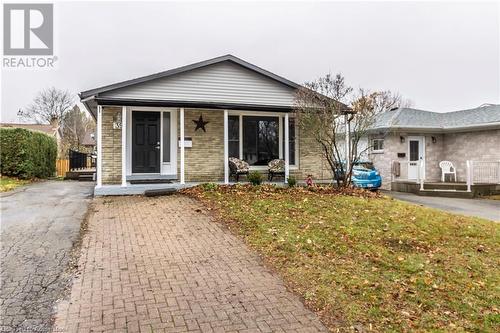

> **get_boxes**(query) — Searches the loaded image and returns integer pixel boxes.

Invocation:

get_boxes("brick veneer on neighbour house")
[442,129,500,182]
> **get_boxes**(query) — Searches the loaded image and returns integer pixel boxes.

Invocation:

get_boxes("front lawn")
[0,176,30,192]
[183,184,499,332]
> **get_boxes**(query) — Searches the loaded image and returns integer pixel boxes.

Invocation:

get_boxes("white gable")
[101,61,297,107]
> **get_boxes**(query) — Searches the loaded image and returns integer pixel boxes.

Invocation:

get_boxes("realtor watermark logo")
[3,3,57,68]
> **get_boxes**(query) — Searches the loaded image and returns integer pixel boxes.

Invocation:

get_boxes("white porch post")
[345,114,350,172]
[180,108,185,184]
[224,110,229,184]
[284,113,290,183]
[466,160,472,192]
[96,105,102,187]
[121,106,127,187]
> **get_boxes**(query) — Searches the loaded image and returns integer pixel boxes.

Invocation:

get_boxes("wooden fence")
[56,159,70,177]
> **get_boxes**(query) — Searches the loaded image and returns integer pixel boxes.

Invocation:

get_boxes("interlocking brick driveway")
[54,195,327,332]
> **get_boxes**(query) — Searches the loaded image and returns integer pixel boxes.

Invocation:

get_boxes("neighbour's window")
[228,116,239,158]
[282,118,296,165]
[243,116,279,165]
[372,138,384,152]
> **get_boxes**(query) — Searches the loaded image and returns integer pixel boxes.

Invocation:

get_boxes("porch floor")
[391,180,500,198]
[94,181,293,196]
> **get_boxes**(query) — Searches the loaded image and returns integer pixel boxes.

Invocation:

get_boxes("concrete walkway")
[54,195,327,332]
[386,191,500,222]
[0,181,94,333]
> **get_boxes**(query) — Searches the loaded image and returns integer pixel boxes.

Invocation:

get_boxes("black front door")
[132,111,160,173]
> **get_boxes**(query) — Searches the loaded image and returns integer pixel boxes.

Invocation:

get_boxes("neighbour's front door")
[407,136,424,180]
[132,111,160,173]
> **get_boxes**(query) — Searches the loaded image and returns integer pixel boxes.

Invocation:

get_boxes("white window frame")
[227,110,298,170]
[371,138,384,153]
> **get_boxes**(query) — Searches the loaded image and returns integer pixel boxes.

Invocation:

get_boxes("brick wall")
[443,129,500,182]
[101,107,122,184]
[291,128,332,181]
[178,110,225,182]
[368,134,402,190]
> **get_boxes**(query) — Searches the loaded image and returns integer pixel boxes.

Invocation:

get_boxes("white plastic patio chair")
[439,161,457,182]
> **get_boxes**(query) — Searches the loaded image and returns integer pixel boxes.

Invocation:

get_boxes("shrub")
[247,171,263,185]
[201,182,218,191]
[287,175,297,187]
[0,128,57,179]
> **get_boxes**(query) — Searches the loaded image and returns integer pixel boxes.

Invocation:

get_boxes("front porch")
[95,105,297,192]
[391,160,500,198]
[391,180,500,198]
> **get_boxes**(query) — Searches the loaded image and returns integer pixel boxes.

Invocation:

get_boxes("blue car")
[351,161,382,190]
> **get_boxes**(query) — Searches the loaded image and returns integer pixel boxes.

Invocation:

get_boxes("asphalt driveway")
[0,180,94,333]
[386,191,500,222]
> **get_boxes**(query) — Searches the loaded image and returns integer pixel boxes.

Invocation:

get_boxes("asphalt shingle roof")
[0,123,58,136]
[372,104,500,130]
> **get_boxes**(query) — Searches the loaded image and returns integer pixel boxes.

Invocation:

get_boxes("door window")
[162,112,170,163]
[409,140,419,161]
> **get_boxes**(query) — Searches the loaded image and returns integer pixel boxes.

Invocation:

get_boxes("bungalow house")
[367,104,500,194]
[80,55,332,195]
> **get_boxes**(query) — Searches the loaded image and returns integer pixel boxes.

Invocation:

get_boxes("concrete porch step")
[78,174,95,182]
[418,189,474,198]
[66,170,96,180]
[423,183,468,191]
[129,179,175,185]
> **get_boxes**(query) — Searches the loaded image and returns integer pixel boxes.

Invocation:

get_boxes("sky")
[1,0,499,123]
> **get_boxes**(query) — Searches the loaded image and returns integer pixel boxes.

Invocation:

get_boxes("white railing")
[391,160,425,190]
[466,160,500,191]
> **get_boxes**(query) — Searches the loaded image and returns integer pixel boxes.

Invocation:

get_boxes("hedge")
[0,127,57,179]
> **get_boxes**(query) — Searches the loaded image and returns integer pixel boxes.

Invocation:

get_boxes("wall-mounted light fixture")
[432,136,437,143]
[400,136,405,143]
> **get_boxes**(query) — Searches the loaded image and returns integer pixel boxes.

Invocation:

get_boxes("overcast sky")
[1,1,499,122]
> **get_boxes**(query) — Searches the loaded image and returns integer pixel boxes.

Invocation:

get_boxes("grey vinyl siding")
[101,62,296,107]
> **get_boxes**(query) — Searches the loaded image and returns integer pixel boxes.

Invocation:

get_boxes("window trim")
[227,110,299,169]
[371,138,384,153]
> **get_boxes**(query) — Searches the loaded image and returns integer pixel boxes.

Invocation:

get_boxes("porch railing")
[391,160,425,190]
[69,149,94,170]
[466,160,500,192]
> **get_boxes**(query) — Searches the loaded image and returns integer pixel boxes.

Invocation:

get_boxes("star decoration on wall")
[193,115,209,132]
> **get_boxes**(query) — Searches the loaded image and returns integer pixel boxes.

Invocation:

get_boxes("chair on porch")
[267,159,285,181]
[439,161,457,182]
[228,157,250,182]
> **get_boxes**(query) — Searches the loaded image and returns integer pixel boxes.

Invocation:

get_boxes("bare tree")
[294,73,353,187]
[294,74,410,187]
[353,89,412,114]
[19,87,74,127]
[61,105,95,153]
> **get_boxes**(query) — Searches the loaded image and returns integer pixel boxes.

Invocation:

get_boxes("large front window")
[229,114,296,166]
[243,116,279,165]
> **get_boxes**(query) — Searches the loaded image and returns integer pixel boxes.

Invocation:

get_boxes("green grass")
[184,185,500,332]
[0,176,30,192]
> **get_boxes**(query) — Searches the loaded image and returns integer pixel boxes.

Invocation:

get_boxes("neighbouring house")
[367,104,500,195]
[81,130,96,152]
[0,122,64,156]
[81,55,333,195]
